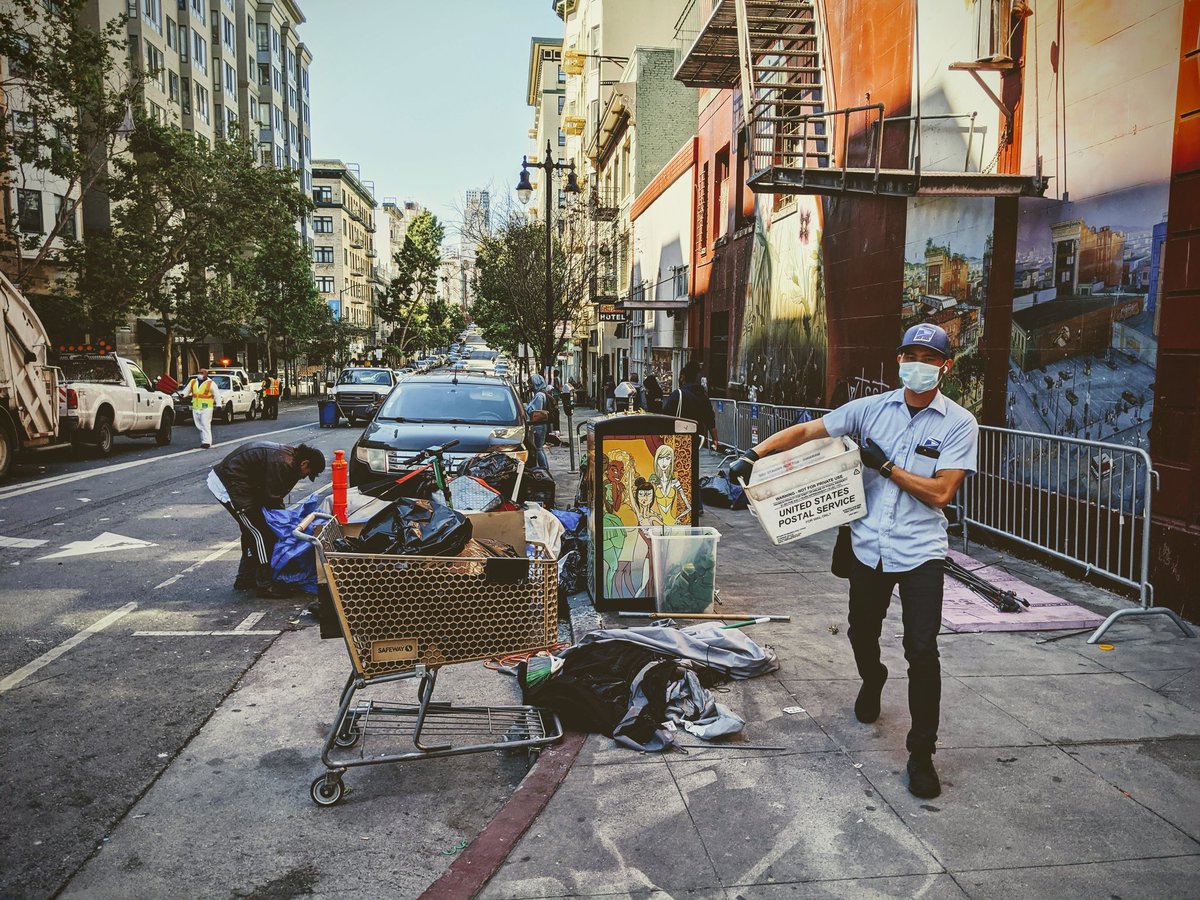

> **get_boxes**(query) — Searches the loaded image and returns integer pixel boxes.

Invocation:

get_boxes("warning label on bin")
[371,638,419,664]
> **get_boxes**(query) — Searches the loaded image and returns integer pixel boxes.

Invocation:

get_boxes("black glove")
[859,438,890,473]
[728,448,760,485]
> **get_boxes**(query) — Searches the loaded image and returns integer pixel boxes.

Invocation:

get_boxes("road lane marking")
[0,536,49,548]
[154,539,241,589]
[38,532,157,560]
[0,602,138,694]
[134,612,280,637]
[0,422,318,501]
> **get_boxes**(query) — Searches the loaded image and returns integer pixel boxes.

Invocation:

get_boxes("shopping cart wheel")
[333,717,361,749]
[310,774,345,807]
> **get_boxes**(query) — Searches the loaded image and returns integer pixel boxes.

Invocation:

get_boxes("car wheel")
[155,413,172,446]
[247,401,258,421]
[222,403,234,423]
[94,413,115,456]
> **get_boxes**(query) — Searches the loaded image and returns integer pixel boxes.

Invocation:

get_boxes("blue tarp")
[264,491,324,593]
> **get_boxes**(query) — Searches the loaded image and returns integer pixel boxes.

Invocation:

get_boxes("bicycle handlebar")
[409,439,460,464]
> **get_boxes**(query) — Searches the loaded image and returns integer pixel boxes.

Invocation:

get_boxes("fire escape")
[674,0,1047,198]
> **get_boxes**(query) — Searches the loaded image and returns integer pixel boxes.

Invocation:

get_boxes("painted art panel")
[597,434,695,601]
[734,195,827,406]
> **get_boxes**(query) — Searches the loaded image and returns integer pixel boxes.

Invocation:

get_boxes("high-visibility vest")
[263,377,280,396]
[190,377,215,411]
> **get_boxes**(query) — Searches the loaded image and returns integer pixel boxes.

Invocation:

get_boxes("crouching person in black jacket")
[207,441,325,598]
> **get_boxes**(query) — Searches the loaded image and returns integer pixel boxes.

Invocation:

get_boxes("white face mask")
[898,360,944,393]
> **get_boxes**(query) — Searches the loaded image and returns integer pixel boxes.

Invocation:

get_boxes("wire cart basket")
[295,512,563,807]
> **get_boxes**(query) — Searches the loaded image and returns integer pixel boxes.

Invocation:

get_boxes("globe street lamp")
[516,140,580,377]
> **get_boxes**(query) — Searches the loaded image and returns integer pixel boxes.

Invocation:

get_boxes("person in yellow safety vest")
[182,368,222,448]
[261,371,281,420]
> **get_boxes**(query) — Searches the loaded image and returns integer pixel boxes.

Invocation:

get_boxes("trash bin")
[649,526,721,615]
[586,413,701,611]
[318,398,339,428]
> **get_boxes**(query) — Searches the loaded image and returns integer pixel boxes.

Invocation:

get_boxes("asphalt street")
[0,400,357,898]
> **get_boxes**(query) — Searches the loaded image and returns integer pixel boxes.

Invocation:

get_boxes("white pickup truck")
[209,366,263,397]
[58,355,175,455]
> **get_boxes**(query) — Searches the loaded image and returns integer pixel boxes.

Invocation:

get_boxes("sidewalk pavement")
[65,409,1200,898]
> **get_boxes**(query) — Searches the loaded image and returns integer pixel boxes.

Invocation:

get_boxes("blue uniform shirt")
[821,389,978,573]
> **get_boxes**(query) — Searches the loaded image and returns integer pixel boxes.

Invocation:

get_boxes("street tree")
[0,0,141,289]
[377,210,444,359]
[471,206,594,374]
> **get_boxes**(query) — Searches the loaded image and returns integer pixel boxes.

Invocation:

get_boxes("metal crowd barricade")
[726,401,831,454]
[712,398,739,453]
[959,426,1193,643]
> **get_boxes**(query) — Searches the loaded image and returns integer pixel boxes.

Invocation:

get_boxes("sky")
[302,0,563,246]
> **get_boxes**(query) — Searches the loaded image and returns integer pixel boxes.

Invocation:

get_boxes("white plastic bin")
[648,526,721,614]
[743,436,867,545]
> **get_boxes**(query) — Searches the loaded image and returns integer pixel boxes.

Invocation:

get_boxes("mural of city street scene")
[735,195,827,407]
[1009,188,1164,453]
[901,197,994,416]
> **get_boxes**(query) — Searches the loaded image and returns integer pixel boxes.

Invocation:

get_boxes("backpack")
[540,388,559,421]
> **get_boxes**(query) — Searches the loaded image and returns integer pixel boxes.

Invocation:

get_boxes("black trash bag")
[316,581,343,640]
[557,547,586,596]
[358,465,437,502]
[355,497,473,557]
[459,451,521,499]
[519,466,557,507]
[700,468,748,510]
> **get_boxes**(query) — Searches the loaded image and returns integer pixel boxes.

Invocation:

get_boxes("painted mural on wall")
[1009,189,1163,452]
[734,195,827,407]
[901,197,994,417]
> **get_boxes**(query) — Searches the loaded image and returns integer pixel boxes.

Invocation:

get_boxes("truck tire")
[246,400,258,421]
[94,413,115,456]
[220,403,234,423]
[0,419,13,481]
[155,412,172,446]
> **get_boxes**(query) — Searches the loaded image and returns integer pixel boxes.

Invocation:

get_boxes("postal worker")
[730,323,979,799]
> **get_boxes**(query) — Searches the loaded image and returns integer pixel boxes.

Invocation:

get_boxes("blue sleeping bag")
[264,491,324,594]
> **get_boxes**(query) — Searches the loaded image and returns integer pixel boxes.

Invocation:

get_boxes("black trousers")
[221,501,277,587]
[847,555,944,755]
[262,395,279,419]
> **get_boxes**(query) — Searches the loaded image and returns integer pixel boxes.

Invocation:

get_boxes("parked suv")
[328,367,397,425]
[348,373,539,487]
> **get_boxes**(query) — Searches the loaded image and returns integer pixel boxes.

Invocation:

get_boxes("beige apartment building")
[311,160,377,349]
[525,36,565,219]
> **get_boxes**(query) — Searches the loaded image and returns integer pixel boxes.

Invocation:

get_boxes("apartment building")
[311,160,376,344]
[525,36,565,215]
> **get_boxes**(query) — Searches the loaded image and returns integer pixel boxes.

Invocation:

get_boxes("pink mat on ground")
[899,550,1106,633]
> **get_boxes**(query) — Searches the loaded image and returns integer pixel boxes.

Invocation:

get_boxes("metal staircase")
[674,0,1048,198]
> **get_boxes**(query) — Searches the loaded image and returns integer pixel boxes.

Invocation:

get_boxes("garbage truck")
[0,270,62,480]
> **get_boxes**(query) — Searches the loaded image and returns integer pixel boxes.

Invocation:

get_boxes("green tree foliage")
[472,209,591,372]
[0,0,140,285]
[378,210,444,357]
[71,121,312,377]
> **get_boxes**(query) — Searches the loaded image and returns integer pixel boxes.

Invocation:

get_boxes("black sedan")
[348,374,541,487]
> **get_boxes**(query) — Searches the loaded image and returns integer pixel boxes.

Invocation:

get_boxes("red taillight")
[66,388,78,409]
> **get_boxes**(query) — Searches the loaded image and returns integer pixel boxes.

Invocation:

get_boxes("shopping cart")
[295,497,563,807]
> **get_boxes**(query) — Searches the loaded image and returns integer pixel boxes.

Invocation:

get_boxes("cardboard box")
[744,436,867,545]
[464,509,526,549]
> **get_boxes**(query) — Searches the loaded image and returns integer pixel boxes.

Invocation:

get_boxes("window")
[166,17,177,50]
[273,105,281,130]
[194,81,209,122]
[223,15,235,51]
[145,42,165,89]
[314,216,333,233]
[247,13,253,38]
[54,194,75,239]
[558,127,565,147]
[313,245,334,263]
[143,0,161,32]
[190,0,204,25]
[225,106,238,137]
[224,62,236,98]
[258,63,268,86]
[249,96,257,121]
[302,68,308,93]
[302,102,309,125]
[713,146,729,241]
[168,69,180,103]
[672,265,689,298]
[191,30,206,72]
[181,76,191,113]
[256,23,268,51]
[558,65,565,83]
[17,189,43,233]
[271,27,279,54]
[275,145,282,167]
[558,95,565,114]
[697,162,708,255]
[178,26,187,62]
[272,66,280,90]
[316,276,334,293]
[129,364,151,390]
[12,111,35,132]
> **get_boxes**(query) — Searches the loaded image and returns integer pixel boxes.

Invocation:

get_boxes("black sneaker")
[907,753,942,799]
[233,578,256,591]
[854,665,887,723]
[256,582,292,599]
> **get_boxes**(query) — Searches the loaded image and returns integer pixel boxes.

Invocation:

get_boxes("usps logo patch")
[921,437,942,449]
[912,324,937,344]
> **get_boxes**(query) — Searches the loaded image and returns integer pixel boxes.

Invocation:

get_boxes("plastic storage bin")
[318,398,339,428]
[648,526,721,615]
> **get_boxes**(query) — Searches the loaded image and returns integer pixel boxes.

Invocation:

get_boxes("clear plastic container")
[648,526,721,614]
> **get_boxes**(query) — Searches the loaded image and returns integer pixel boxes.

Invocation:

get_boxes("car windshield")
[338,369,392,386]
[61,357,122,384]
[211,375,232,390]
[378,381,519,424]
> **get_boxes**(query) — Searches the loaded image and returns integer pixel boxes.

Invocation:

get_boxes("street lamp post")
[517,141,581,471]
